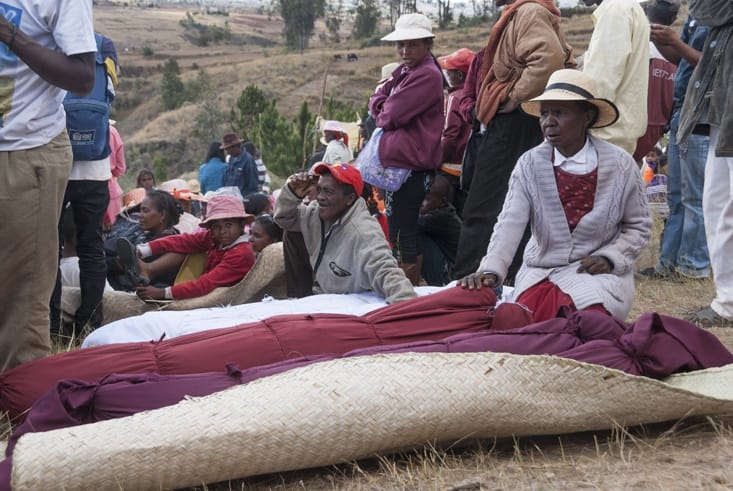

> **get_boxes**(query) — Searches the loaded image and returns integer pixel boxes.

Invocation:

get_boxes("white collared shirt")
[553,138,598,175]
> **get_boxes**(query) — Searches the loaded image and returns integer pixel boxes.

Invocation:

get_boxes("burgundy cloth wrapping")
[0,287,497,421]
[1,309,732,491]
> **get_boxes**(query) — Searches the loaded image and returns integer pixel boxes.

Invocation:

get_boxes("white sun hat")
[381,13,434,42]
[520,69,620,129]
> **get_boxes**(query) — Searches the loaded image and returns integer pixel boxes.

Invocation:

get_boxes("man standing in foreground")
[0,1,96,371]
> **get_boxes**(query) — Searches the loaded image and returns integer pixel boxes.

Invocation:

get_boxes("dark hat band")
[544,82,595,100]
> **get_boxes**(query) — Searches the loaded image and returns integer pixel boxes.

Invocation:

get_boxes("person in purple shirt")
[369,13,445,285]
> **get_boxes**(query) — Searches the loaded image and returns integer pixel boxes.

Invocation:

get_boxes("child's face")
[249,221,274,253]
[420,192,445,215]
[138,173,155,191]
[209,218,244,248]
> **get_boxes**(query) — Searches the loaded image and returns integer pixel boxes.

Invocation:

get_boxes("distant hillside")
[95,3,600,187]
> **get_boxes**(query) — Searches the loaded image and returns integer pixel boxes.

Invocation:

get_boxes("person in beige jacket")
[274,163,416,304]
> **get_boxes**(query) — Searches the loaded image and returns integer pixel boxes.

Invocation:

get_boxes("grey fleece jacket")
[274,185,416,304]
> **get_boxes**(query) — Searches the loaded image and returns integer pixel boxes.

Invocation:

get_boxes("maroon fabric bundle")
[1,308,731,491]
[0,287,496,421]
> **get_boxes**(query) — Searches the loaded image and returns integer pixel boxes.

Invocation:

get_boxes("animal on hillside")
[333,54,343,61]
[347,53,358,62]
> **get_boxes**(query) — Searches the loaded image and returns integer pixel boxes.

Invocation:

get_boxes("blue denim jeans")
[657,109,711,278]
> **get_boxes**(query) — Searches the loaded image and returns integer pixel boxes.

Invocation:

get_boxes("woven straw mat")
[10,351,733,490]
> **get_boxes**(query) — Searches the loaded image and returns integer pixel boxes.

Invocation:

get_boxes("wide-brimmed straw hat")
[199,194,254,227]
[520,69,620,129]
[382,13,434,41]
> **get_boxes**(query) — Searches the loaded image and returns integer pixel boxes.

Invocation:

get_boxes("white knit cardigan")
[477,136,652,319]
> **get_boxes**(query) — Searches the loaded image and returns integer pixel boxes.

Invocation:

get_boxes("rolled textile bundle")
[0,287,496,421]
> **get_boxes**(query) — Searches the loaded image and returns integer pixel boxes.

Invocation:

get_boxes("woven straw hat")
[382,13,434,41]
[521,69,620,129]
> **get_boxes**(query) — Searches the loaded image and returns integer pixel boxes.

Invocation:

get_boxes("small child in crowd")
[249,214,283,255]
[418,175,462,286]
[136,169,156,191]
[121,194,256,301]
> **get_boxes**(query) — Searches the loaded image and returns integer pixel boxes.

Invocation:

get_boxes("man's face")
[225,144,242,157]
[316,174,356,221]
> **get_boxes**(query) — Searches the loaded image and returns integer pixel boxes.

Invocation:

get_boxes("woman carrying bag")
[368,13,445,285]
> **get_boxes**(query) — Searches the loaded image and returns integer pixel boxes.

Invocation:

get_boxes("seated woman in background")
[249,213,283,256]
[125,194,256,301]
[106,190,182,291]
[460,69,651,322]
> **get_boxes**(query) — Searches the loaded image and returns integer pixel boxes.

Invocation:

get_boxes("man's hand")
[287,172,319,199]
[650,24,682,49]
[458,272,499,290]
[577,256,612,275]
[136,285,166,301]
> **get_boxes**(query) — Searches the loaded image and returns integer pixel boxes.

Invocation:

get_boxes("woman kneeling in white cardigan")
[459,69,651,322]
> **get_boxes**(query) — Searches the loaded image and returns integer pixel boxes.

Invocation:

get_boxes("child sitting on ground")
[418,175,462,286]
[121,194,256,301]
[249,213,283,256]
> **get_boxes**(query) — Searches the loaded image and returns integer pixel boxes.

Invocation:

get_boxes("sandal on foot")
[116,237,149,287]
[688,306,733,328]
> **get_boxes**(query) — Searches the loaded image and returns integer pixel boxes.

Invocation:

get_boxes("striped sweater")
[477,136,652,319]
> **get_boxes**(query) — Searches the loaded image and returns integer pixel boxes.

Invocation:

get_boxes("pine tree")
[353,0,380,39]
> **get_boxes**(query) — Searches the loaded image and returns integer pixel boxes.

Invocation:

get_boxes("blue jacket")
[198,157,228,194]
[223,151,259,197]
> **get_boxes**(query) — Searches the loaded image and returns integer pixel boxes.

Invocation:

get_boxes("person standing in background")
[453,0,575,281]
[582,0,650,155]
[638,10,710,281]
[677,0,733,326]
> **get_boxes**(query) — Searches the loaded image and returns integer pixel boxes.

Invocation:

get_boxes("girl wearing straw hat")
[369,13,445,285]
[460,69,652,322]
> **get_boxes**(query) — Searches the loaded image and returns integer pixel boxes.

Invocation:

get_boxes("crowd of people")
[1,0,731,376]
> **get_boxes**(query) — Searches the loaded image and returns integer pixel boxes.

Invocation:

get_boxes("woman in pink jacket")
[121,194,256,301]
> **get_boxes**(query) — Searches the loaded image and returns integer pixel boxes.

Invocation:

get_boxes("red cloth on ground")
[516,280,608,322]
[553,166,597,232]
[0,287,496,421]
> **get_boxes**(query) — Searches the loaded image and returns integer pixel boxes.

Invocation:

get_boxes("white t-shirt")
[0,0,96,150]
